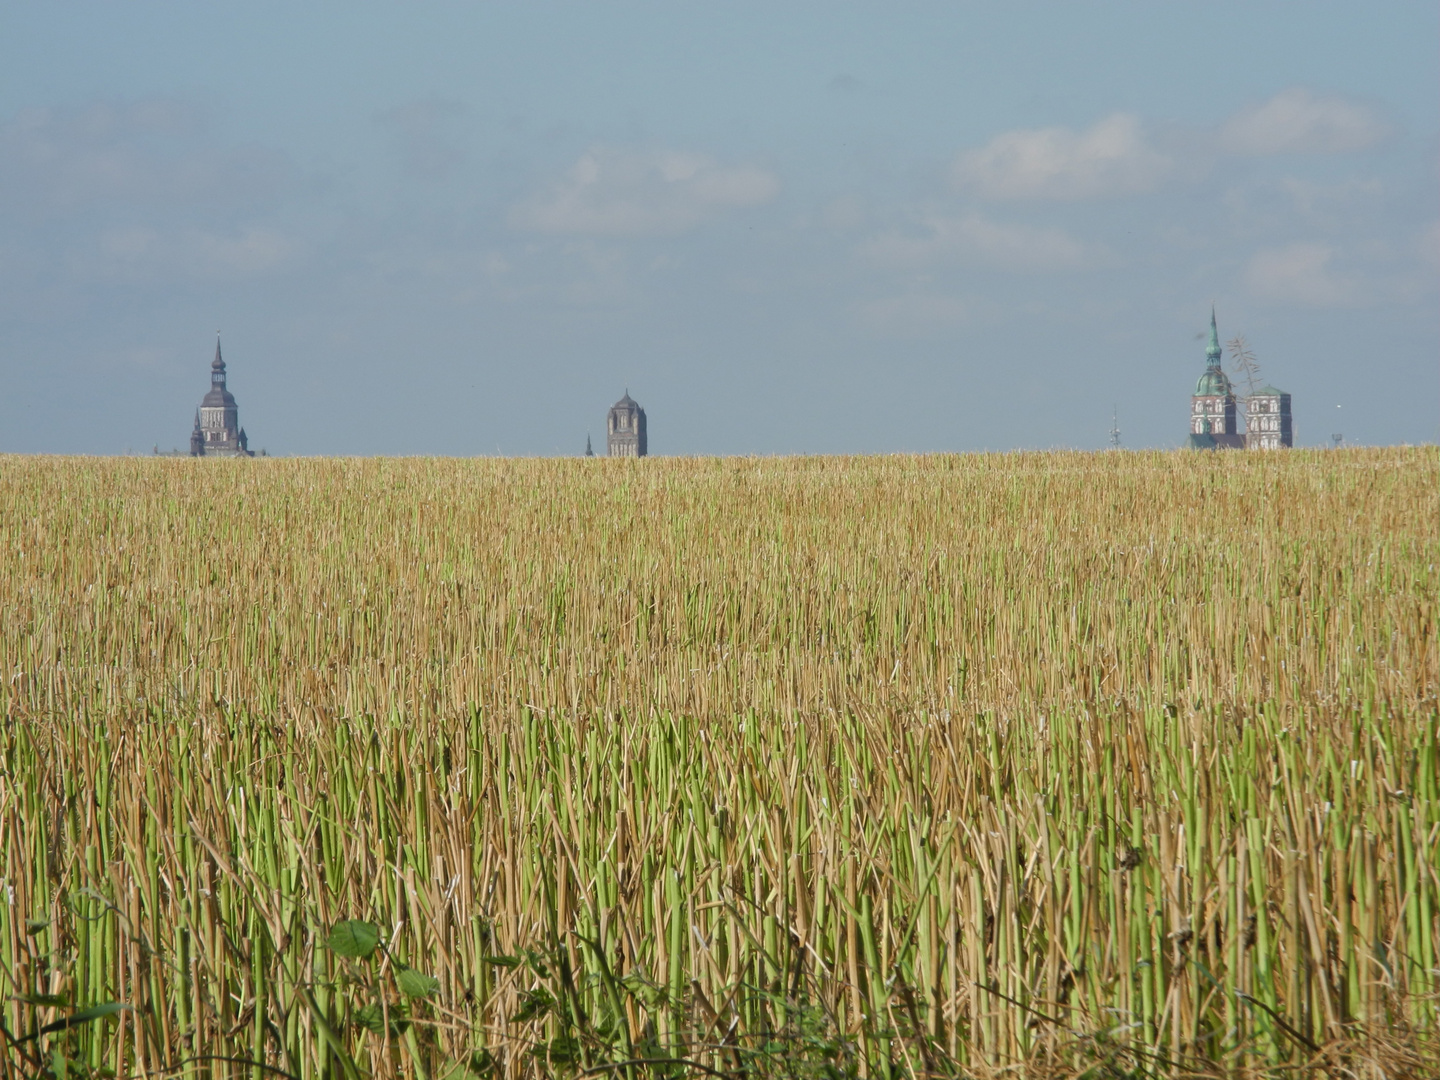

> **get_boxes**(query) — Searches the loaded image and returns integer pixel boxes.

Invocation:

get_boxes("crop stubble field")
[1,448,1436,1078]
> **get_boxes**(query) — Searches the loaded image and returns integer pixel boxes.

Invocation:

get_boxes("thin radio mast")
[1109,405,1121,449]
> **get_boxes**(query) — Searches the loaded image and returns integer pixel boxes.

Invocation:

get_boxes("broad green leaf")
[439,1053,494,1080]
[509,988,554,1024]
[353,1004,386,1034]
[532,1035,582,1064]
[353,1002,410,1036]
[395,966,440,998]
[465,1050,496,1077]
[482,954,521,968]
[327,920,381,960]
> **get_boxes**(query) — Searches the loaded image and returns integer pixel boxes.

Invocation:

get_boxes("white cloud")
[1220,88,1389,155]
[951,114,1171,201]
[511,147,780,236]
[1244,243,1357,306]
[865,213,1088,271]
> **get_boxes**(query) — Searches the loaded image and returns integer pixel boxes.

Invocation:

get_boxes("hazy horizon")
[3,2,1436,456]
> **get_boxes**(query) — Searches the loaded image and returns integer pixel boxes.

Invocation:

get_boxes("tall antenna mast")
[1109,405,1121,449]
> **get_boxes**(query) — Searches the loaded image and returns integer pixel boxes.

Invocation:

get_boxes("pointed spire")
[193,409,201,430]
[1206,305,1221,366]
[585,434,594,457]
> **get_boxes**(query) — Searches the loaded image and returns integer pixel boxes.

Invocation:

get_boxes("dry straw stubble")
[1,447,1436,1078]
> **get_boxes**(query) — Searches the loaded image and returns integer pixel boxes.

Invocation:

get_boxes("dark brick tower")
[1246,386,1293,449]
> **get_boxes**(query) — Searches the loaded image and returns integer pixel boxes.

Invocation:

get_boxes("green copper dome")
[1195,366,1232,396]
[1193,306,1232,396]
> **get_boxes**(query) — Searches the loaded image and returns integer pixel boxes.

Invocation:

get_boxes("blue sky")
[2,2,1436,454]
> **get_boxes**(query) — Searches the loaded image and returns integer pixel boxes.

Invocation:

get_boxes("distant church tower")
[607,391,647,458]
[1246,385,1293,449]
[1187,309,1244,449]
[192,335,253,457]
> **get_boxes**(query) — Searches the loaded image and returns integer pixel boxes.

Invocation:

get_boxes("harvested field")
[2,448,1436,1078]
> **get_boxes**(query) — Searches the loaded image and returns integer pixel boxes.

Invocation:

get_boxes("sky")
[1,1,1436,455]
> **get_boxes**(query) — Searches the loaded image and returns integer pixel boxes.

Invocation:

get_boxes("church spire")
[194,332,251,455]
[1206,306,1222,366]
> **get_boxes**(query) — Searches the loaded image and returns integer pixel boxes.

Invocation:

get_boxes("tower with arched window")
[1187,309,1244,449]
[606,391,647,457]
[191,336,253,457]
[1245,386,1293,449]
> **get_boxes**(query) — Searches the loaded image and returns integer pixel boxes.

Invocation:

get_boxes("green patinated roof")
[1194,366,1232,396]
[1251,384,1288,397]
[1192,306,1233,397]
